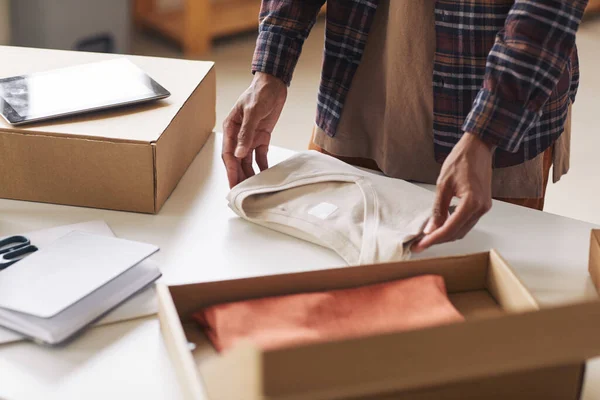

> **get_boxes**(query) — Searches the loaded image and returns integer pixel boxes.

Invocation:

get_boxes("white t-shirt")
[227,151,435,265]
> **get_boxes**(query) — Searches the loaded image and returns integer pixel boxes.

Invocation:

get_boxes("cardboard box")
[158,251,600,400]
[0,46,215,213]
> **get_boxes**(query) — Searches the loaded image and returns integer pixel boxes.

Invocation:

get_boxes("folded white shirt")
[227,151,435,265]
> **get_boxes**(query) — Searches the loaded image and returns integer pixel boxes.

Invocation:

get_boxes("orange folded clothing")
[194,274,463,352]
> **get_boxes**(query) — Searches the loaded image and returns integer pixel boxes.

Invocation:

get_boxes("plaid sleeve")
[463,0,588,152]
[252,0,325,86]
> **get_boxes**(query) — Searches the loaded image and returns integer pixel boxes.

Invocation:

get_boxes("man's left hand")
[412,132,494,253]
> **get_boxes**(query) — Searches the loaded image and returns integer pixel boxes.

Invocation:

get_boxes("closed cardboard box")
[158,251,600,399]
[0,46,215,213]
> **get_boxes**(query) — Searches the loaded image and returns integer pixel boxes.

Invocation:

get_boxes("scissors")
[0,235,38,270]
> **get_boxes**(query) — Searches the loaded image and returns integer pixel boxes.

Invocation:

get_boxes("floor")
[133,16,600,226]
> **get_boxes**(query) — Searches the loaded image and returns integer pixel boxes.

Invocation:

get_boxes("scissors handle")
[0,244,38,270]
[0,235,31,254]
[0,235,38,270]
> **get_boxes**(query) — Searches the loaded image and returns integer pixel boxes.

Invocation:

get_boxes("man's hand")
[222,72,287,188]
[412,133,494,252]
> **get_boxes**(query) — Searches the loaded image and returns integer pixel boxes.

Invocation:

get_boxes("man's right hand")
[222,72,287,188]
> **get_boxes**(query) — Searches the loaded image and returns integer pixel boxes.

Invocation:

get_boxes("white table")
[1,133,599,400]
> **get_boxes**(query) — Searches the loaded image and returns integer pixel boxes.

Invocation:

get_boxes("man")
[222,0,587,252]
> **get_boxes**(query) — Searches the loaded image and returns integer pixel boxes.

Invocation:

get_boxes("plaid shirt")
[252,0,588,167]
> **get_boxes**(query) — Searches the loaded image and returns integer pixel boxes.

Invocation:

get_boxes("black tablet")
[0,58,171,125]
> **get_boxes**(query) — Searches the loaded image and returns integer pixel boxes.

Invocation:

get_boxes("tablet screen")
[0,58,170,125]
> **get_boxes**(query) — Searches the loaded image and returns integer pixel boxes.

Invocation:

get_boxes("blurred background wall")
[0,0,9,45]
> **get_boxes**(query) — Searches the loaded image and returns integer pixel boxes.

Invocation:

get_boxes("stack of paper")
[0,229,161,345]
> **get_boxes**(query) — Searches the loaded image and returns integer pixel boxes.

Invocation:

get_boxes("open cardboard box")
[0,46,215,213]
[158,250,600,400]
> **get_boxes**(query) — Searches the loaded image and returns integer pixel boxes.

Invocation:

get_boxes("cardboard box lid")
[590,230,600,291]
[0,46,214,144]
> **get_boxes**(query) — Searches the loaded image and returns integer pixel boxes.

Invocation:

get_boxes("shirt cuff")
[251,31,303,86]
[462,88,541,153]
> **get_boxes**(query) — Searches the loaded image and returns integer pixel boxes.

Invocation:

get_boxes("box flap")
[156,284,206,399]
[0,46,214,144]
[199,343,263,400]
[590,230,600,292]
[488,250,539,312]
[259,300,600,400]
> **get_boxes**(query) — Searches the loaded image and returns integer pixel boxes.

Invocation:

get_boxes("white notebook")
[0,231,161,345]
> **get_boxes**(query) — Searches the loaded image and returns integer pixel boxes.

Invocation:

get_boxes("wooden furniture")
[134,0,325,57]
[586,0,600,14]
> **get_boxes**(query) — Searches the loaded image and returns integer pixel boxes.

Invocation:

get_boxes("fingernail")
[424,219,435,234]
[234,146,245,158]
[411,244,424,254]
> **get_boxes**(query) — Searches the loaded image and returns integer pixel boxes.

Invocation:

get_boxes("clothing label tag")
[308,202,338,220]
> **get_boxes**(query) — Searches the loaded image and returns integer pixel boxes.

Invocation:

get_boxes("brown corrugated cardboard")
[590,230,600,292]
[0,46,215,213]
[157,251,600,400]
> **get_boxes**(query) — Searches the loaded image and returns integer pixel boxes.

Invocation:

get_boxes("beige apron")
[313,0,570,198]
